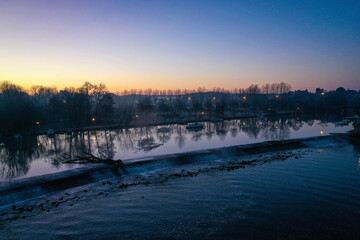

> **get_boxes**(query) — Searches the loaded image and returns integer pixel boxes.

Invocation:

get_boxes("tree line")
[0,80,359,137]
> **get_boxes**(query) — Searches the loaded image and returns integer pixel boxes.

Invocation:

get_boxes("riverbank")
[34,110,297,135]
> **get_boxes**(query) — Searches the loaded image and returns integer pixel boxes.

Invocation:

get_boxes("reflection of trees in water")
[174,125,186,149]
[229,120,239,138]
[214,122,229,140]
[286,118,303,131]
[318,121,329,127]
[204,122,215,140]
[38,131,117,165]
[115,128,136,154]
[241,118,261,139]
[136,137,160,152]
[97,131,115,159]
[307,120,314,127]
[260,119,290,140]
[156,130,171,145]
[0,116,339,179]
[188,129,203,142]
[135,127,162,152]
[0,136,37,179]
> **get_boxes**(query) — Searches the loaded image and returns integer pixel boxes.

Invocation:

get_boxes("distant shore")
[34,111,297,136]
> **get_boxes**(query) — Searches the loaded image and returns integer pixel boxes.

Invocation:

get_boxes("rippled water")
[2,143,360,239]
[0,116,353,180]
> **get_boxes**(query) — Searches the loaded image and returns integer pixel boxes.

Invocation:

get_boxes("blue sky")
[0,0,359,91]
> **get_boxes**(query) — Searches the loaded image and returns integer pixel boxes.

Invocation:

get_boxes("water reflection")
[0,116,353,180]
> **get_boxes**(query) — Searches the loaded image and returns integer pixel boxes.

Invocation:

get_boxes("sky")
[0,0,359,92]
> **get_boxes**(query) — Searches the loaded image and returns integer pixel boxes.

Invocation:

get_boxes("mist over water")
[0,116,353,181]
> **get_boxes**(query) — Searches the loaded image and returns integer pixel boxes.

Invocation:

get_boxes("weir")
[0,134,349,208]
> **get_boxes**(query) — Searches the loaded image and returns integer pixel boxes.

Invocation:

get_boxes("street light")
[92,117,96,122]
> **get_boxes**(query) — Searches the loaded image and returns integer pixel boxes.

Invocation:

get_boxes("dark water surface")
[0,116,353,181]
[1,143,360,239]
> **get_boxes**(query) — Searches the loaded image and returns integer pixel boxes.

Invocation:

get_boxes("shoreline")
[34,111,297,136]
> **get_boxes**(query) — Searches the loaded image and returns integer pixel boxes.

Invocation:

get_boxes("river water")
[1,141,360,239]
[0,116,353,181]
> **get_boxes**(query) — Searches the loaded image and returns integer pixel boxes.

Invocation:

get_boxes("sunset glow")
[1,0,359,92]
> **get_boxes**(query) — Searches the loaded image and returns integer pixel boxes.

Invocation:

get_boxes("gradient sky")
[1,0,359,92]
